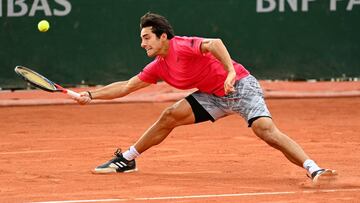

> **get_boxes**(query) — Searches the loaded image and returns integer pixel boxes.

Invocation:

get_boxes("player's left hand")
[224,71,236,95]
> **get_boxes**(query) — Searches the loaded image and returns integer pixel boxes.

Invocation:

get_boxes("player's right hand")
[75,91,92,105]
[224,70,236,95]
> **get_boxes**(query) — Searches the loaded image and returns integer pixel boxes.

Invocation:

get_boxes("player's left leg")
[251,117,308,167]
[232,75,337,183]
[251,117,337,183]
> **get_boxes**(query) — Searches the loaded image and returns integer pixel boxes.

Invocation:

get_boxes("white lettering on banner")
[54,0,71,16]
[8,0,28,17]
[302,0,316,11]
[347,0,360,10]
[330,0,342,11]
[1,0,71,17]
[279,0,297,12]
[257,0,276,12]
[257,0,317,12]
[256,0,360,12]
[29,0,51,16]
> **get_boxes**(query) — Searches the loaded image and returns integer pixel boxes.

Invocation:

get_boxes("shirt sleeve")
[190,37,204,55]
[137,59,160,84]
[177,36,204,56]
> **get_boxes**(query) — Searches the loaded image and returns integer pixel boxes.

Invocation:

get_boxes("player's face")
[140,27,167,57]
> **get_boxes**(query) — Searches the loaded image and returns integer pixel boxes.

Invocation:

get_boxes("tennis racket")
[14,65,81,99]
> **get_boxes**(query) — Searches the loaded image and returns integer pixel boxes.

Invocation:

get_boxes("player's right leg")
[93,98,204,174]
[133,98,196,154]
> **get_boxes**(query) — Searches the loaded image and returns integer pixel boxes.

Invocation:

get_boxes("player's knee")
[158,106,178,128]
[252,120,279,145]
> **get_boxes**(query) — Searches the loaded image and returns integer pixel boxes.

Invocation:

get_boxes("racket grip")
[66,89,81,99]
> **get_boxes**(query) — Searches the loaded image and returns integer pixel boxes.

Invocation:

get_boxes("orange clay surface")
[0,82,360,202]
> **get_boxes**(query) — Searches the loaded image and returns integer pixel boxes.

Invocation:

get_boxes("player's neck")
[157,40,170,57]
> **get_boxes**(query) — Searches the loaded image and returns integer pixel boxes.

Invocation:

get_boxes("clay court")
[0,82,360,202]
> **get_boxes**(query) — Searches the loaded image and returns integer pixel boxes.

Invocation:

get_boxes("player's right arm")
[76,75,151,105]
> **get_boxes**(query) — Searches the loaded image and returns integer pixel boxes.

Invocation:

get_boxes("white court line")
[0,150,60,155]
[30,188,360,203]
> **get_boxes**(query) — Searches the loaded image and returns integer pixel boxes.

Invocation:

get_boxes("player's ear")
[160,33,168,40]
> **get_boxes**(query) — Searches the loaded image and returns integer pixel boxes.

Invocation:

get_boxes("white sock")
[303,159,321,174]
[122,146,140,161]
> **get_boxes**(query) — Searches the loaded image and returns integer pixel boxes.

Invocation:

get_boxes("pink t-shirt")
[138,36,250,96]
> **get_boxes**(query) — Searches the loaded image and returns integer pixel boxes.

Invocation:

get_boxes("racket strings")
[17,68,56,91]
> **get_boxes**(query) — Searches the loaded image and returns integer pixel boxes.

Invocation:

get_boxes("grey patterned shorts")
[190,75,271,127]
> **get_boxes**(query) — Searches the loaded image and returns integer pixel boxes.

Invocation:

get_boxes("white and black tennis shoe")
[93,149,137,174]
[309,168,337,184]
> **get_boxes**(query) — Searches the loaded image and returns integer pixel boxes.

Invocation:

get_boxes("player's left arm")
[200,38,236,94]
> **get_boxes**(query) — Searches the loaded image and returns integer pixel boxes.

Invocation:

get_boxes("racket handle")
[65,89,81,99]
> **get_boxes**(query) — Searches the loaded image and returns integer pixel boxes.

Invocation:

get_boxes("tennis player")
[76,12,336,183]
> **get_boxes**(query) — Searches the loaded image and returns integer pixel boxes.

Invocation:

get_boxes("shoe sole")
[92,168,138,174]
[313,169,338,185]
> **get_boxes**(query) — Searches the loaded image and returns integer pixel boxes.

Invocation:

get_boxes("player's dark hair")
[140,12,175,39]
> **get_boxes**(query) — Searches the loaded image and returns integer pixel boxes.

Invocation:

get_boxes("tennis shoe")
[309,168,337,184]
[93,149,137,174]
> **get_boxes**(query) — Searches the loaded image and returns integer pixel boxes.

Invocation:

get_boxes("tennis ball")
[38,20,50,32]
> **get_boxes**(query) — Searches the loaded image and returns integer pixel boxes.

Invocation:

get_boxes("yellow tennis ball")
[38,20,50,32]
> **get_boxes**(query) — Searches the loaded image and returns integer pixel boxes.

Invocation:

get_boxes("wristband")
[86,91,93,99]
